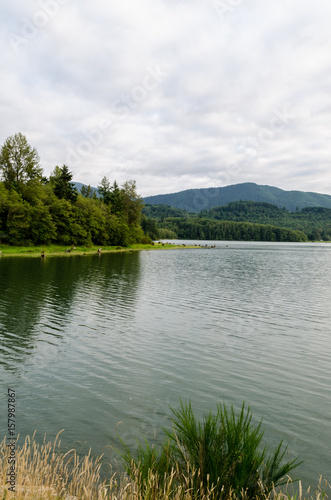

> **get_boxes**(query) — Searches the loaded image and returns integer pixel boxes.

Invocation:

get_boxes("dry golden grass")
[0,433,329,500]
[0,432,110,499]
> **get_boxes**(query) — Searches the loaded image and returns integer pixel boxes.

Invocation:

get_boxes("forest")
[0,133,327,246]
[151,216,308,242]
[143,182,331,212]
[143,201,331,241]
[0,133,147,246]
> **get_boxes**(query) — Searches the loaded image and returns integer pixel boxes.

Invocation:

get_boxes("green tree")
[28,205,57,244]
[80,184,95,198]
[122,180,143,225]
[74,195,108,244]
[98,176,112,204]
[141,215,159,240]
[6,202,31,245]
[109,180,124,214]
[0,133,43,190]
[53,165,78,203]
[48,165,63,185]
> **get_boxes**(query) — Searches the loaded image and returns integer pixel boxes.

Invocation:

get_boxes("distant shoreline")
[0,242,202,258]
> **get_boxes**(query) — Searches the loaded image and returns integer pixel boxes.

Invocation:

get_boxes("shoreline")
[0,242,202,258]
[1,240,326,258]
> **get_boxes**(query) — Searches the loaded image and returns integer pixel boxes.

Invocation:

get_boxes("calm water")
[0,241,331,488]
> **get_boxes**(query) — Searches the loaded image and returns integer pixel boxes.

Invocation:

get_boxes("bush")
[141,235,153,244]
[120,401,302,499]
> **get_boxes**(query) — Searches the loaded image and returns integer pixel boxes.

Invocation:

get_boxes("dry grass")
[0,432,110,499]
[0,434,329,500]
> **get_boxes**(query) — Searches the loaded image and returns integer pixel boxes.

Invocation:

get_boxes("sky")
[1,0,331,197]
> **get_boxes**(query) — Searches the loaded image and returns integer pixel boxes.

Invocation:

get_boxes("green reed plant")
[119,437,175,493]
[120,400,302,499]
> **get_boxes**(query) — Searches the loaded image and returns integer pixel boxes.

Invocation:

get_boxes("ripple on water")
[1,244,331,487]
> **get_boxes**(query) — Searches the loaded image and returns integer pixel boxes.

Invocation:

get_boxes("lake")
[0,241,331,489]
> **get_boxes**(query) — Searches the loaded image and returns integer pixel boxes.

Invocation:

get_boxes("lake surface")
[1,241,331,488]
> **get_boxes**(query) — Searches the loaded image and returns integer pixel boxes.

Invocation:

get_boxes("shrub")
[120,401,302,499]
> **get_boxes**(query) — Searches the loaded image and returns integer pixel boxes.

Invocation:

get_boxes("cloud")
[1,0,331,196]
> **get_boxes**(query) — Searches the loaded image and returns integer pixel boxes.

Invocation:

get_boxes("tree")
[0,133,43,190]
[108,180,125,215]
[80,184,95,198]
[122,180,143,225]
[141,215,159,240]
[53,165,78,203]
[98,176,112,204]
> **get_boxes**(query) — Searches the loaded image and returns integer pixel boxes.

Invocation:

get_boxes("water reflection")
[0,253,141,371]
[0,243,331,488]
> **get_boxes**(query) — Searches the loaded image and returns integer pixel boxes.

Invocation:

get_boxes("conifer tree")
[53,165,78,203]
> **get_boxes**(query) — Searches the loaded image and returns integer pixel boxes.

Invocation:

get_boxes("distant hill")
[73,182,99,196]
[143,183,331,213]
[143,204,191,219]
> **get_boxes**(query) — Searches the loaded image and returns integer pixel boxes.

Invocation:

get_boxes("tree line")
[0,133,322,246]
[0,133,146,246]
[143,200,331,241]
[200,201,331,241]
[154,217,308,242]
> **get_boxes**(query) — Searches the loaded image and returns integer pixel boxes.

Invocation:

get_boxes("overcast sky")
[1,0,331,197]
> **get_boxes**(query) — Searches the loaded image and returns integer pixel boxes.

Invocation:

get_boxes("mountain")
[143,183,331,213]
[73,182,99,196]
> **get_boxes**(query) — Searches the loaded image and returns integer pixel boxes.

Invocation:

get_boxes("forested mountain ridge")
[1,134,329,245]
[143,182,331,213]
[143,201,331,241]
[201,201,331,240]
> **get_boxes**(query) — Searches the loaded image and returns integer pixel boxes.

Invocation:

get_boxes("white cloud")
[1,0,331,196]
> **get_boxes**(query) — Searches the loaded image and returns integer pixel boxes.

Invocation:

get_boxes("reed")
[0,427,329,499]
[121,401,303,499]
[0,431,111,499]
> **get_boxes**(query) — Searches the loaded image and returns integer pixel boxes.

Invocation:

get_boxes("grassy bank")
[0,242,202,258]
[0,433,328,500]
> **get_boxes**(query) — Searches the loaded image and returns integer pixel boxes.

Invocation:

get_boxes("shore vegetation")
[0,134,148,248]
[0,242,198,257]
[1,402,327,500]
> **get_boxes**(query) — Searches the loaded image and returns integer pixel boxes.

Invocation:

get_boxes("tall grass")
[0,431,111,499]
[0,407,329,499]
[120,401,303,499]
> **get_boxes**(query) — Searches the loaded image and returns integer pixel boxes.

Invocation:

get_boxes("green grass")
[120,401,302,499]
[0,242,200,258]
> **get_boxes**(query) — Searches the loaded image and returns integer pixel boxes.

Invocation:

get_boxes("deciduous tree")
[0,133,43,190]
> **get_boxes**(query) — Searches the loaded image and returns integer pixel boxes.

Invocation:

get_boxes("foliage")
[0,133,149,247]
[143,203,191,219]
[3,133,330,246]
[3,432,327,499]
[200,201,331,241]
[53,165,79,203]
[157,227,178,239]
[121,401,302,499]
[0,133,43,191]
[158,216,308,242]
[141,215,160,240]
[145,201,331,241]
[80,183,97,198]
[98,175,112,204]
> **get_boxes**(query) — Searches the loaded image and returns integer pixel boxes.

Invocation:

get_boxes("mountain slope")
[143,183,331,212]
